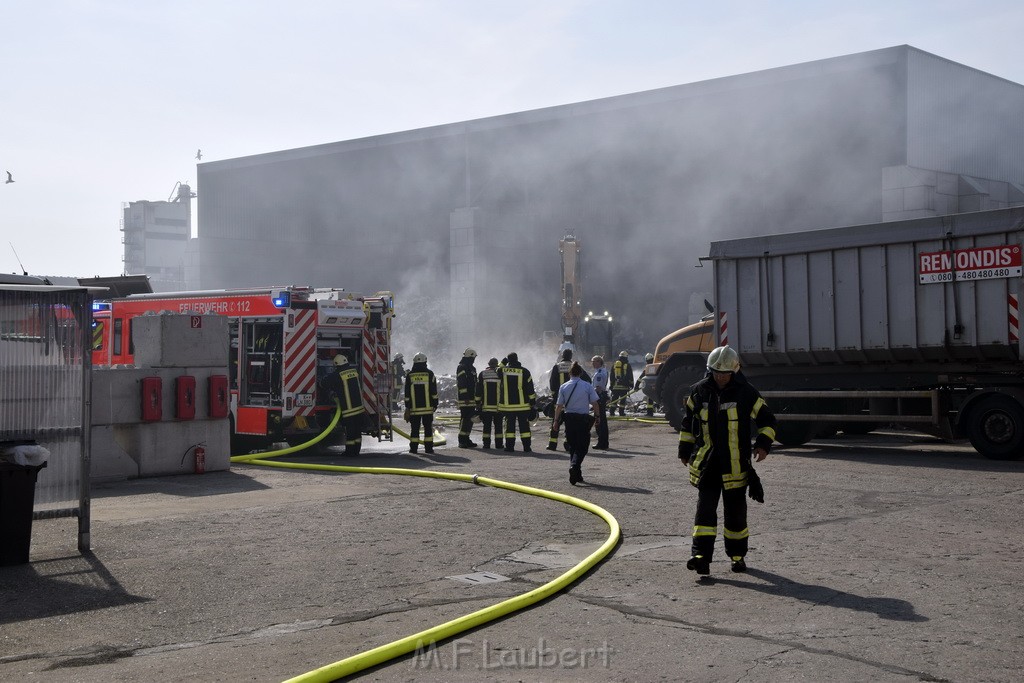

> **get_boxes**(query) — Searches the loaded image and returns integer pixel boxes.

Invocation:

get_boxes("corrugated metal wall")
[0,286,91,552]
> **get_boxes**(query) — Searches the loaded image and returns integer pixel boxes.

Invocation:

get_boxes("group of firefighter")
[324,343,780,576]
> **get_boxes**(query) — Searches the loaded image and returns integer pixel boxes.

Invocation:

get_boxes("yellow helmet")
[333,354,349,367]
[707,345,740,373]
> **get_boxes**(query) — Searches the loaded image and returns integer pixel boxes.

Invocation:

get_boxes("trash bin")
[0,462,47,566]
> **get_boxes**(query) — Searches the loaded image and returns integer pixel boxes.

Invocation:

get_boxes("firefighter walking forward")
[475,357,503,449]
[610,350,633,416]
[456,347,479,448]
[499,352,537,452]
[404,353,439,454]
[319,354,366,456]
[678,346,777,576]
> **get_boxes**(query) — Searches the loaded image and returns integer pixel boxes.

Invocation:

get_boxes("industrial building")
[188,45,1024,357]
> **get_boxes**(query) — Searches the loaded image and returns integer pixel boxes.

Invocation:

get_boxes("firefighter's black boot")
[409,445,418,454]
[482,439,491,449]
[686,555,710,575]
[730,556,747,573]
[522,439,532,453]
[494,438,503,449]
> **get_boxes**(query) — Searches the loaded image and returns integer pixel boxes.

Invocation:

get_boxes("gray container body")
[709,207,1024,368]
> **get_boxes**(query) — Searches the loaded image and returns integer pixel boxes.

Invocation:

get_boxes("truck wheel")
[840,422,877,436]
[662,365,705,430]
[968,395,1024,460]
[774,421,817,447]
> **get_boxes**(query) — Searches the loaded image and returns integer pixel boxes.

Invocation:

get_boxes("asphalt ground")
[2,416,1023,682]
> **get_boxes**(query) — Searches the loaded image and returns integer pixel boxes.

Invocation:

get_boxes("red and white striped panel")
[719,311,728,347]
[361,328,378,415]
[283,310,317,416]
[1010,293,1020,344]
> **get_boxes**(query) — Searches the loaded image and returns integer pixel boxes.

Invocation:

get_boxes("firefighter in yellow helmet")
[456,347,479,448]
[678,345,777,576]
[404,352,439,454]
[319,353,366,456]
[610,350,634,416]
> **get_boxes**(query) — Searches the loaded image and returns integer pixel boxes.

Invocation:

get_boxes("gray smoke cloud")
[195,47,1024,368]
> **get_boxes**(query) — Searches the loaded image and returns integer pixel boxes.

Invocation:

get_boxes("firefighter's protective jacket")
[456,358,478,409]
[476,367,501,412]
[498,361,536,412]
[320,367,366,418]
[677,371,776,490]
[612,359,633,390]
[404,362,439,416]
[549,360,591,392]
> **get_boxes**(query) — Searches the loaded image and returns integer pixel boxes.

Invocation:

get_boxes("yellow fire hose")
[230,401,621,682]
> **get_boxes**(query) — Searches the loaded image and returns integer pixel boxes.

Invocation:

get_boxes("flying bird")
[4,171,13,184]
[196,149,202,161]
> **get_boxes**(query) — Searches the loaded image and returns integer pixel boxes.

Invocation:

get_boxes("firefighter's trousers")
[340,414,363,456]
[408,414,434,452]
[610,388,628,416]
[458,407,476,444]
[691,479,748,560]
[479,411,502,448]
[501,410,532,450]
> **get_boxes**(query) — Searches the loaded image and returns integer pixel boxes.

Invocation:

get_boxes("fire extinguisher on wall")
[193,444,206,474]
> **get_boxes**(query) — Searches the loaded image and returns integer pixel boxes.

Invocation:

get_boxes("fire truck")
[92,287,394,451]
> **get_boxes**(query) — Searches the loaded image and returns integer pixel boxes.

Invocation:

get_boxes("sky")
[3,0,1024,279]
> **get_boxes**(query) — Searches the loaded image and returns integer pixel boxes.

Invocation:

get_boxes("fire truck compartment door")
[317,299,367,327]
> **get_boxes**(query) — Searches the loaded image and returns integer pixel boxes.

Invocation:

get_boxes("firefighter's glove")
[748,467,765,503]
[528,408,538,421]
[403,409,411,422]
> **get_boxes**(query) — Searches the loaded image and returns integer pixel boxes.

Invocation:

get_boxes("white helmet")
[463,347,477,358]
[413,352,427,363]
[645,353,654,362]
[707,345,740,373]
[619,350,629,358]
[333,354,349,367]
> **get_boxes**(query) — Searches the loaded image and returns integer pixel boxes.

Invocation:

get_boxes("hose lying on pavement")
[230,400,622,683]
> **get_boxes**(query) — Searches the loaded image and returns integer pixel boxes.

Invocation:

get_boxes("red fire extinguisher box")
[175,375,196,420]
[208,375,229,418]
[140,377,162,422]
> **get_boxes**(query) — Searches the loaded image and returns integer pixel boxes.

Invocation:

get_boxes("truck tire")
[774,421,818,447]
[661,365,705,430]
[967,395,1024,460]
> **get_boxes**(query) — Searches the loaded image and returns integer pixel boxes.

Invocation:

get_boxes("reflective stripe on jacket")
[405,369,439,416]
[678,373,777,489]
[498,365,536,411]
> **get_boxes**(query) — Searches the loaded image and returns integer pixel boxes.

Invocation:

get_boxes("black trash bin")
[0,462,47,566]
